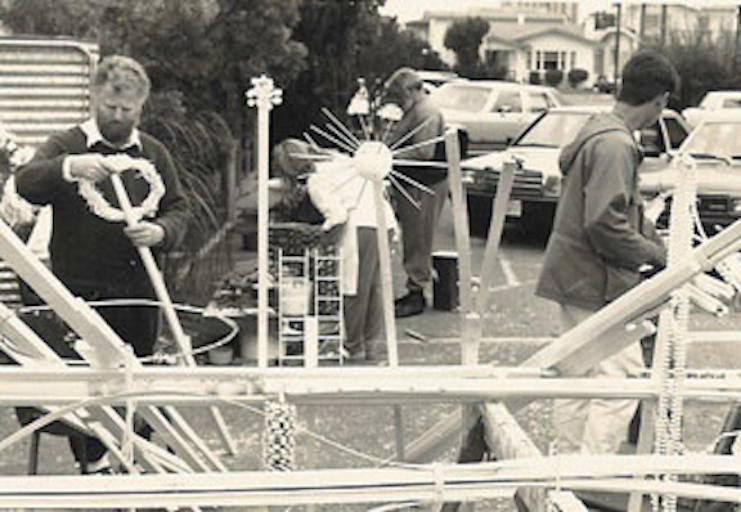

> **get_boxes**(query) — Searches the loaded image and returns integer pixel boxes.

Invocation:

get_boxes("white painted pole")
[373,178,398,366]
[109,173,237,457]
[247,75,282,369]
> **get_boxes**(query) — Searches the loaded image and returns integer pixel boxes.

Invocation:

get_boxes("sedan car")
[682,90,741,129]
[460,105,690,237]
[641,110,741,234]
[430,80,563,155]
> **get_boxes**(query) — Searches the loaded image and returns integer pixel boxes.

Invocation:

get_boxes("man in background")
[384,67,448,318]
[535,51,679,455]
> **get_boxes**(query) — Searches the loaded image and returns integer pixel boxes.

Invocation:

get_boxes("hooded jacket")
[535,112,667,310]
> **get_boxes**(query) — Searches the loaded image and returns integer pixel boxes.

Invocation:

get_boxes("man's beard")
[100,121,135,145]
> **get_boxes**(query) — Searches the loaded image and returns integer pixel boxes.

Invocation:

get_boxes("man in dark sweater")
[16,55,190,472]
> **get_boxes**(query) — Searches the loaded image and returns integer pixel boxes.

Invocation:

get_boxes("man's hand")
[124,221,165,248]
[65,154,117,182]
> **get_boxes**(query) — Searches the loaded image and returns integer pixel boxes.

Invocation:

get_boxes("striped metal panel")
[0,38,98,149]
[0,39,98,310]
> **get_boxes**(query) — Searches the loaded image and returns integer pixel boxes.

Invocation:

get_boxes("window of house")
[492,90,523,112]
[644,14,659,34]
[536,51,542,70]
[526,51,532,70]
[594,48,604,75]
[570,51,577,69]
[560,51,567,69]
[543,51,559,70]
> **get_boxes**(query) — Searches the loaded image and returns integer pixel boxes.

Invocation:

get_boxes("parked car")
[641,110,741,234]
[460,105,690,237]
[415,70,460,94]
[429,80,563,155]
[682,90,741,129]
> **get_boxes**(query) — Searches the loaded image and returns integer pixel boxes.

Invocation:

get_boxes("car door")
[638,113,689,175]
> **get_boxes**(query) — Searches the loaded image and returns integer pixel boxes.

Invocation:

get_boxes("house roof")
[418,8,568,25]
[484,23,597,48]
[597,27,638,43]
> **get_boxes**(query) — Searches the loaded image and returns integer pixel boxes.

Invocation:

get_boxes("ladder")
[277,246,343,366]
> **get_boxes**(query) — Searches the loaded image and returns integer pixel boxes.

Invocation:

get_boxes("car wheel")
[466,195,492,237]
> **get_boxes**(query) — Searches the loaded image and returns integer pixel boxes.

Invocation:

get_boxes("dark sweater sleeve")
[583,137,666,269]
[146,138,191,252]
[15,132,74,205]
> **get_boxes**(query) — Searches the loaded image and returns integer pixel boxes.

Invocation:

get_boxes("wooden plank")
[523,217,741,376]
[481,402,588,512]
[0,219,221,471]
[477,158,516,318]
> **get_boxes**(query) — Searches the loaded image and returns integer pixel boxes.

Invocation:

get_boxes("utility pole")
[614,2,622,88]
[660,3,668,46]
[735,5,741,78]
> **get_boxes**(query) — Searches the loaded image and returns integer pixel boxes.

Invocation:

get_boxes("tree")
[443,17,490,78]
[0,0,308,143]
[272,0,446,144]
[567,68,589,88]
[545,69,564,87]
[641,29,737,109]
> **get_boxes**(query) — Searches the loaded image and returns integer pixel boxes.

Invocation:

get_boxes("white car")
[642,110,741,232]
[415,70,460,94]
[430,80,563,155]
[460,106,690,237]
[682,90,741,128]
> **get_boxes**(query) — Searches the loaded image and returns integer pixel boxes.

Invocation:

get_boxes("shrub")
[529,70,542,85]
[568,68,589,88]
[545,69,564,87]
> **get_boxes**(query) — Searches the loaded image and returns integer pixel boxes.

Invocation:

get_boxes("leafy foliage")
[443,17,490,78]
[642,31,737,109]
[272,0,445,144]
[568,68,589,88]
[545,69,564,87]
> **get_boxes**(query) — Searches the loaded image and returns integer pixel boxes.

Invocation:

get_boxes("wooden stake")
[109,173,237,458]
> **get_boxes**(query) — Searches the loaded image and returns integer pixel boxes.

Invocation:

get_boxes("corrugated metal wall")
[0,38,98,148]
[0,38,98,310]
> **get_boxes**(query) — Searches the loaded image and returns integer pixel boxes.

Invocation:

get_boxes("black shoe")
[394,291,425,318]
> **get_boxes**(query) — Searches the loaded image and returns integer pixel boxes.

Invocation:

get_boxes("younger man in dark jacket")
[535,51,678,454]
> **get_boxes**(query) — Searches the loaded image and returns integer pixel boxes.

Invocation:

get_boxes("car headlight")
[543,174,561,196]
[731,198,741,213]
[461,168,476,184]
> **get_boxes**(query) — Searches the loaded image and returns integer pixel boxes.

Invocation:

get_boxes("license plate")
[506,199,522,218]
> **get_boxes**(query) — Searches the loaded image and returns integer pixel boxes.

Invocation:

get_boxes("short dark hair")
[617,51,680,106]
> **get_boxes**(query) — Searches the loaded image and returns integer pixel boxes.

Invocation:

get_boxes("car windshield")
[682,121,741,160]
[431,84,492,112]
[515,111,592,148]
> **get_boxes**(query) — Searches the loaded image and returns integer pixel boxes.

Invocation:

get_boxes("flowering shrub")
[0,125,37,227]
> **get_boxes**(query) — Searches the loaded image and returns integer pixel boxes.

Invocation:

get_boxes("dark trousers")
[69,298,160,465]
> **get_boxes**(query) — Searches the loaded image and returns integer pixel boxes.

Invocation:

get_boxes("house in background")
[407,7,610,87]
[406,3,737,88]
